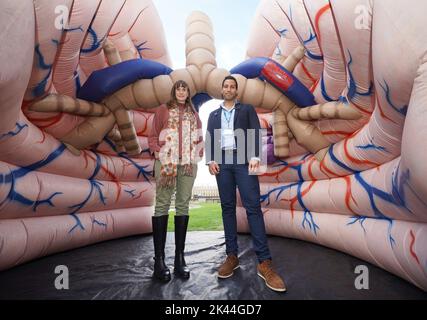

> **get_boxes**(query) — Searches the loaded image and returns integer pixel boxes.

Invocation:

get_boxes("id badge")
[222,129,234,147]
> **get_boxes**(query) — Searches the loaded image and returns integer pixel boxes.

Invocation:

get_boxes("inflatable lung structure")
[0,0,425,291]
[240,0,427,291]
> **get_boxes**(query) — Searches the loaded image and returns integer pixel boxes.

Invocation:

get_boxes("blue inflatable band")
[77,59,173,102]
[192,93,212,112]
[230,57,315,107]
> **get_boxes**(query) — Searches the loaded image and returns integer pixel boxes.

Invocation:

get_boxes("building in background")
[192,185,220,203]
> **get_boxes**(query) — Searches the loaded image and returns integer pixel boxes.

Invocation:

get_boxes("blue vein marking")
[69,213,85,233]
[305,50,323,61]
[262,154,319,235]
[102,138,150,155]
[347,215,395,247]
[355,172,398,218]
[35,44,52,70]
[0,144,67,210]
[10,144,67,180]
[356,140,388,153]
[391,162,412,213]
[0,123,28,140]
[32,192,63,211]
[378,80,408,116]
[298,181,319,235]
[135,40,152,55]
[303,29,316,45]
[68,152,106,233]
[118,152,152,182]
[347,216,367,233]
[320,76,334,101]
[68,180,106,232]
[346,50,373,100]
[33,44,54,97]
[80,27,105,53]
[92,218,107,228]
[353,172,398,246]
[63,25,83,32]
[328,144,358,173]
[103,137,118,153]
[260,183,299,206]
[303,29,323,60]
[277,28,288,37]
[274,44,283,57]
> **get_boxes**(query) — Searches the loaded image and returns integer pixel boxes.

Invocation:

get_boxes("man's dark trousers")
[216,151,271,262]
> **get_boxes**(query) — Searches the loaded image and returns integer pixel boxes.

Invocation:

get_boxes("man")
[206,75,286,292]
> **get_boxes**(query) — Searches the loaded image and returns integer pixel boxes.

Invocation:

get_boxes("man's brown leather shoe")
[218,254,239,279]
[257,259,286,292]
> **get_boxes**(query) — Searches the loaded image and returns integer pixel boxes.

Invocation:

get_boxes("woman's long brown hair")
[166,80,196,113]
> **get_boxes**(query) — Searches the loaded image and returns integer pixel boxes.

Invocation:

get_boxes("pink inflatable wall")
[0,0,166,271]
[0,0,425,291]
[239,0,427,291]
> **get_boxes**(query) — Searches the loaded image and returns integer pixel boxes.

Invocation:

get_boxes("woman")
[148,80,203,282]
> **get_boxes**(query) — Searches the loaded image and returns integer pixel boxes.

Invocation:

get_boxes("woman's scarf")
[158,104,198,188]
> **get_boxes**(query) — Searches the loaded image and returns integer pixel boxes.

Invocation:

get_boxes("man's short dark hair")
[222,75,238,89]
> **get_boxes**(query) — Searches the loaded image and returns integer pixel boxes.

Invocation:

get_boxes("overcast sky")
[153,0,260,186]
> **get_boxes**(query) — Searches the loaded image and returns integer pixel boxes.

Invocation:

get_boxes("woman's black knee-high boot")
[174,215,190,279]
[152,215,171,282]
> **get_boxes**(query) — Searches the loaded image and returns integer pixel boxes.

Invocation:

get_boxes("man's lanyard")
[223,108,234,128]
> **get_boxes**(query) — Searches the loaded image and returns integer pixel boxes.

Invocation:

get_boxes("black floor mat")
[0,231,425,300]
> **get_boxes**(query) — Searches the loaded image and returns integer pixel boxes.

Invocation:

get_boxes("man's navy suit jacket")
[205,102,262,164]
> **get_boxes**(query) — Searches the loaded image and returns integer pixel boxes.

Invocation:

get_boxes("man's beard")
[223,93,237,101]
